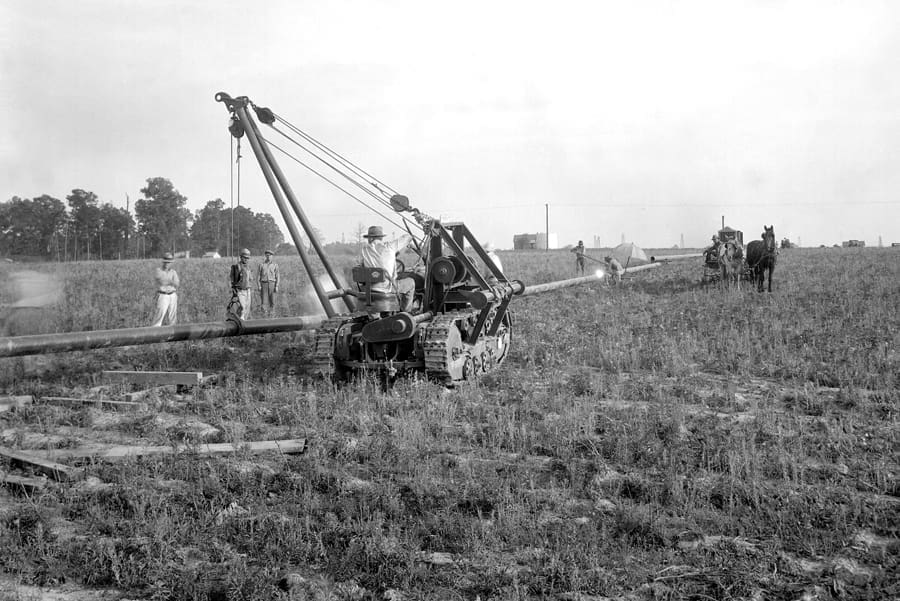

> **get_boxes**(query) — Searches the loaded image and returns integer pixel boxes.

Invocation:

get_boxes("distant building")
[842,240,865,248]
[202,251,221,259]
[174,250,191,259]
[512,233,558,250]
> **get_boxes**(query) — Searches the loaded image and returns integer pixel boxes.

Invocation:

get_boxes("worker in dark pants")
[571,240,586,275]
[257,250,280,317]
[229,248,253,320]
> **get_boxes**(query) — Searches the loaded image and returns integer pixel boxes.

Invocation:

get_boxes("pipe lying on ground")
[0,316,325,359]
[623,263,662,274]
[650,253,703,262]
[1,266,665,359]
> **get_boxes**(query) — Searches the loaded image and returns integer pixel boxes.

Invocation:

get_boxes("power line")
[453,200,899,210]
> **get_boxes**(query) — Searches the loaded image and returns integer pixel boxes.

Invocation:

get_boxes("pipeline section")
[650,253,702,263]
[0,316,325,359]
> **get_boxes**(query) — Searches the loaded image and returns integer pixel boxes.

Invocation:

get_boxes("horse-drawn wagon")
[702,227,750,285]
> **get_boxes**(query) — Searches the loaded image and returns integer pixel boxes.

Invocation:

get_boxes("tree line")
[0,177,285,261]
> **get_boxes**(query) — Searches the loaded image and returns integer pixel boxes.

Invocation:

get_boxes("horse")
[718,240,744,288]
[745,225,777,292]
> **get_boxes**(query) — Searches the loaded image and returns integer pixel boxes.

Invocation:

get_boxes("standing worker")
[150,252,179,326]
[360,225,415,312]
[257,250,280,317]
[230,248,253,320]
[571,240,586,275]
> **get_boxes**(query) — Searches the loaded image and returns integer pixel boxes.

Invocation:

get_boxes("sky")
[2,0,899,250]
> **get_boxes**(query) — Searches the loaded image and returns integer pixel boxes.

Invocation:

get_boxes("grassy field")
[0,247,898,600]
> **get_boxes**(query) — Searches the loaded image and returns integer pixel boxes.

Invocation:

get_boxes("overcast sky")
[2,0,898,250]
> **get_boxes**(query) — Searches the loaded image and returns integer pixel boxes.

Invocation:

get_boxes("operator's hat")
[363,225,385,239]
[264,249,273,255]
[162,252,174,262]
[240,248,251,257]
[483,241,495,251]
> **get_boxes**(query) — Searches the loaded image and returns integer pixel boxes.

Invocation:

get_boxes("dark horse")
[745,225,777,292]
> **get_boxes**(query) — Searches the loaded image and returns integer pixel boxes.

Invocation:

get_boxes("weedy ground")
[0,248,898,600]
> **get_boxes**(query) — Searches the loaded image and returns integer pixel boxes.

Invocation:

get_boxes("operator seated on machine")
[360,225,416,313]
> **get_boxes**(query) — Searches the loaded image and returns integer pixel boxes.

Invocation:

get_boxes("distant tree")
[189,199,284,257]
[190,198,227,255]
[135,178,191,256]
[255,212,285,253]
[67,189,103,260]
[274,242,297,256]
[98,204,135,259]
[0,195,68,258]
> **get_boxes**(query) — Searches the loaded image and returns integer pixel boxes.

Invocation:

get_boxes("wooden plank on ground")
[0,446,81,482]
[28,439,308,462]
[0,395,33,413]
[102,371,202,387]
[124,385,177,403]
[37,396,147,412]
[1,473,46,492]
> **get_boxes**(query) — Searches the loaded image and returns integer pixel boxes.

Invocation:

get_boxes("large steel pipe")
[521,274,602,296]
[463,274,592,308]
[650,253,702,262]
[621,263,661,274]
[0,316,325,359]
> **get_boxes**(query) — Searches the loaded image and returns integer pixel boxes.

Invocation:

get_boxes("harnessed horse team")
[706,225,778,292]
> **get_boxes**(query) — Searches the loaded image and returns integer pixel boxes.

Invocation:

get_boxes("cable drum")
[430,258,456,284]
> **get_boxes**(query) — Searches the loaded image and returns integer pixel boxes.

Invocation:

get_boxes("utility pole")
[545,203,549,251]
[125,194,130,259]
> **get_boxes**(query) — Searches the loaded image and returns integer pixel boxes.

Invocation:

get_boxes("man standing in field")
[360,225,415,312]
[571,240,586,275]
[230,248,253,320]
[257,250,279,317]
[150,252,179,326]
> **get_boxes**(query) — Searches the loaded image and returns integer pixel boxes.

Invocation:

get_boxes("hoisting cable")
[229,131,235,258]
[269,123,398,213]
[261,109,425,234]
[256,102,429,256]
[271,110,400,200]
[266,120,406,225]
[261,135,410,232]
[235,136,242,252]
[274,117,397,197]
[264,130,428,260]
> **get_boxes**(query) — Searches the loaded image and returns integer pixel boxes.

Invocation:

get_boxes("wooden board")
[0,395,32,413]
[0,446,81,482]
[1,473,46,492]
[27,439,308,462]
[102,371,202,387]
[37,397,147,412]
